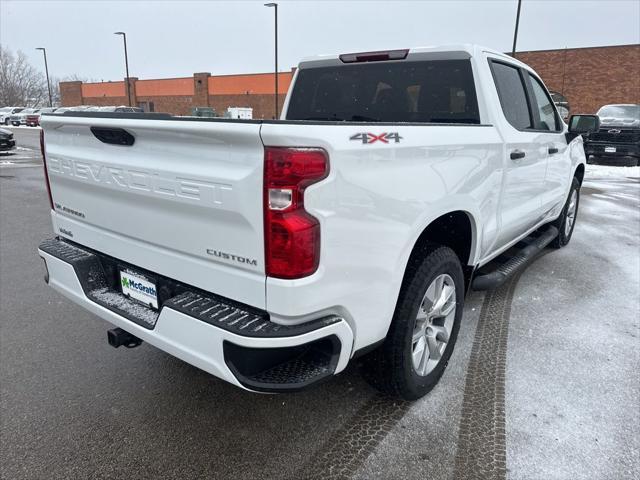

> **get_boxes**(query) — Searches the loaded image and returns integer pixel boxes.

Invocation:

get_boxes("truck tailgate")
[41,115,266,309]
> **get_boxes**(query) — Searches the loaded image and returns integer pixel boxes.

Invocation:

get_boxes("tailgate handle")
[90,127,135,146]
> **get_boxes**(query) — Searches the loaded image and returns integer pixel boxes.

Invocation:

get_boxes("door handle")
[510,149,526,160]
[548,147,559,155]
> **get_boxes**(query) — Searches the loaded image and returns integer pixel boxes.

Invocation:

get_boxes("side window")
[490,61,532,130]
[527,74,560,131]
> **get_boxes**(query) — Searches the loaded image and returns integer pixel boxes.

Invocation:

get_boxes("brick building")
[60,71,294,119]
[60,44,639,118]
[514,44,639,114]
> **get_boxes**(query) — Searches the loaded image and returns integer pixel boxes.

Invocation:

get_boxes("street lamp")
[264,2,278,119]
[114,31,133,106]
[36,48,52,107]
[511,0,522,57]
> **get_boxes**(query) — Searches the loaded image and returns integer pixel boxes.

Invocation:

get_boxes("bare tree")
[0,45,48,107]
[50,74,97,106]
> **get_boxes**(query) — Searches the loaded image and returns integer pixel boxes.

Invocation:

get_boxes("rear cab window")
[286,59,480,124]
[489,61,532,130]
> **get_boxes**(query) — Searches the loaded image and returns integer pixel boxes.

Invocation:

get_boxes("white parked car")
[0,107,25,125]
[38,45,598,399]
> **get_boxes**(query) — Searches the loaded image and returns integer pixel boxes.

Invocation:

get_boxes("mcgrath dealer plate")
[120,269,158,309]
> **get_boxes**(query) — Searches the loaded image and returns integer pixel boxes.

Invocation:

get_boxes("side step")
[472,226,558,291]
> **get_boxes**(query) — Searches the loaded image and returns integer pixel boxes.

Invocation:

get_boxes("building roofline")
[514,43,639,55]
[80,70,295,86]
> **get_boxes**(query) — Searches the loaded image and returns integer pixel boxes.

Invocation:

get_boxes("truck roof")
[298,44,532,71]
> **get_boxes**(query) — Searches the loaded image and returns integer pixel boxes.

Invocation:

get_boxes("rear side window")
[286,59,480,124]
[527,74,560,131]
[490,61,532,130]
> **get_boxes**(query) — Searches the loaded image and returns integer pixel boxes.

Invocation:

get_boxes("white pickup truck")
[38,45,599,400]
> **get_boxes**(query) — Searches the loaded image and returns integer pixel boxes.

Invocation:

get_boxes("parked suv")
[38,45,597,400]
[585,104,640,166]
[0,107,24,125]
[10,108,39,126]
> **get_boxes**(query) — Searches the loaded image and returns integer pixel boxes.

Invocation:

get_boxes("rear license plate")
[605,146,616,153]
[120,270,158,309]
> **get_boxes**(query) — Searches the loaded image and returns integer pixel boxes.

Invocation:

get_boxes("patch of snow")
[90,287,159,326]
[585,164,640,178]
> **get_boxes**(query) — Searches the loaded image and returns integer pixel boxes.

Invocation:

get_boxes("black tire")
[551,177,580,248]
[362,245,464,400]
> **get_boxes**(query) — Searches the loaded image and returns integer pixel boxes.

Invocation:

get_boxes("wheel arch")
[400,210,478,293]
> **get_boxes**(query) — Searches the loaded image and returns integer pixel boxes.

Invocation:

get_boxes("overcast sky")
[2,0,639,81]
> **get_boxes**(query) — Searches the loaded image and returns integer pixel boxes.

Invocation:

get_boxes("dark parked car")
[585,104,640,166]
[0,127,16,152]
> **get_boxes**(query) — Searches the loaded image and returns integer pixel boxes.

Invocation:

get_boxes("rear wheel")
[363,245,464,400]
[551,177,580,248]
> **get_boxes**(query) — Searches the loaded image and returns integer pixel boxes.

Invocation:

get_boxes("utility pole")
[36,48,53,106]
[114,32,133,106]
[561,47,568,95]
[264,3,279,119]
[511,0,522,57]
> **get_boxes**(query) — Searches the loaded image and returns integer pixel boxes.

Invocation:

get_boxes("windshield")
[597,105,640,120]
[286,59,480,124]
[0,107,12,113]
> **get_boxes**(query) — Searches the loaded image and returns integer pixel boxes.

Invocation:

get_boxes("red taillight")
[40,129,54,210]
[264,147,328,279]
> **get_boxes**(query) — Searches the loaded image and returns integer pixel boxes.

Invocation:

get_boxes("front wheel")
[363,245,464,400]
[551,177,580,248]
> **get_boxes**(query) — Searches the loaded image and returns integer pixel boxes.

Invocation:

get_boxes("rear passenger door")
[489,59,548,250]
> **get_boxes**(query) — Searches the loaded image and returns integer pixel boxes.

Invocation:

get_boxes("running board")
[472,226,558,291]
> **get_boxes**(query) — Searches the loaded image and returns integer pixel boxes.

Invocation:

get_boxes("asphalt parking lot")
[1,128,639,480]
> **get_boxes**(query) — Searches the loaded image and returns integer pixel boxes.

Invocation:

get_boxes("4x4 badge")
[350,132,402,144]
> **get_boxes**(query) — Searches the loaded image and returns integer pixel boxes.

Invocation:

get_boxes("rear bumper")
[38,237,353,392]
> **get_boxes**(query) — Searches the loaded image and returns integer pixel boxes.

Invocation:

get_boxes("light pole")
[36,48,52,107]
[511,0,522,57]
[114,31,132,106]
[264,3,278,119]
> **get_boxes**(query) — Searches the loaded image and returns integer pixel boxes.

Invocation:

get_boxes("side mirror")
[568,114,600,134]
